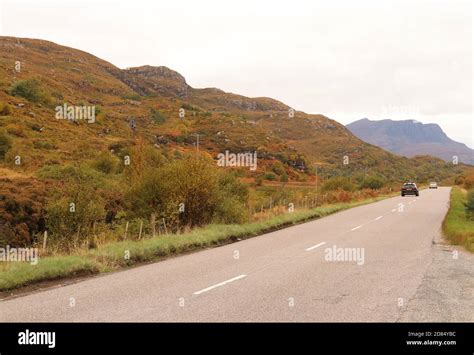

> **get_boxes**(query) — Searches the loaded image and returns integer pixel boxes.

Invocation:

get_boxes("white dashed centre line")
[351,225,362,231]
[193,274,247,295]
[306,241,326,251]
[374,215,383,221]
[391,209,396,212]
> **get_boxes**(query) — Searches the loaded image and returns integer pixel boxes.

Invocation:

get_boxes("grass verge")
[442,187,474,252]
[0,195,390,292]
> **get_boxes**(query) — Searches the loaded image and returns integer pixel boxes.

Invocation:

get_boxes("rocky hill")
[0,36,469,182]
[347,118,474,165]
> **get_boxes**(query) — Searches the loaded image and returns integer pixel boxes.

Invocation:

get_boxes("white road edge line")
[306,241,326,251]
[351,225,362,231]
[375,215,383,221]
[193,274,247,295]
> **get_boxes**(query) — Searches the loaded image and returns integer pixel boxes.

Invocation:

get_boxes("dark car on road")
[401,182,419,197]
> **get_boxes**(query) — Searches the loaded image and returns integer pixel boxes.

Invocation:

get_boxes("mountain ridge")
[347,118,473,165]
[0,36,469,183]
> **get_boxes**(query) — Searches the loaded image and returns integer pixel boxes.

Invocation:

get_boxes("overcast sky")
[1,0,472,147]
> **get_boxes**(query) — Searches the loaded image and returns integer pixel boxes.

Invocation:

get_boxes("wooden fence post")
[138,220,143,240]
[162,218,168,235]
[124,221,129,240]
[151,213,156,237]
[42,231,48,251]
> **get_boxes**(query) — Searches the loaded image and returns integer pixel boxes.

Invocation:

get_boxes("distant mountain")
[346,118,474,165]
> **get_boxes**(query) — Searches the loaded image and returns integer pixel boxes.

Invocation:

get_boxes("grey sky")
[1,0,472,147]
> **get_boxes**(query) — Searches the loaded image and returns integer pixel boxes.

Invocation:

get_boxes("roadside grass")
[442,187,474,252]
[0,195,389,292]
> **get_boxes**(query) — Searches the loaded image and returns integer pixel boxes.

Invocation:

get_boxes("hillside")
[1,36,472,248]
[0,37,466,179]
[347,118,474,165]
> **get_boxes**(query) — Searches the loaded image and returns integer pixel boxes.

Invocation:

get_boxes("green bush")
[322,177,355,192]
[93,153,118,174]
[151,108,166,124]
[37,164,106,186]
[264,172,277,181]
[214,172,248,223]
[181,103,198,111]
[9,79,50,104]
[272,161,286,176]
[122,94,141,101]
[0,130,12,159]
[466,190,474,219]
[33,140,56,150]
[360,176,384,190]
[45,166,107,251]
[127,157,248,228]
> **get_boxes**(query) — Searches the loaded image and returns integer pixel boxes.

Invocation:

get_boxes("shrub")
[181,103,198,111]
[264,172,277,181]
[463,174,474,190]
[9,79,50,104]
[0,178,48,247]
[297,174,308,182]
[33,140,56,150]
[271,161,286,176]
[122,94,141,101]
[37,164,104,183]
[322,177,355,192]
[360,176,384,190]
[335,189,352,202]
[46,197,105,250]
[0,103,12,116]
[151,108,166,124]
[454,175,465,186]
[5,124,24,137]
[214,173,248,223]
[127,157,248,228]
[466,190,474,219]
[92,153,118,174]
[45,167,107,251]
[0,130,12,159]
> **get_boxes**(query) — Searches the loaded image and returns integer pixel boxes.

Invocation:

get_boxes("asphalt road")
[1,187,472,322]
